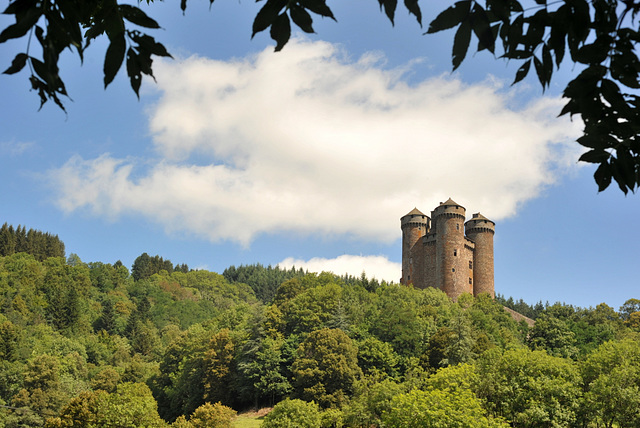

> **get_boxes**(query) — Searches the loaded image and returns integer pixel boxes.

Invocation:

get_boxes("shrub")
[262,399,321,428]
[189,402,236,428]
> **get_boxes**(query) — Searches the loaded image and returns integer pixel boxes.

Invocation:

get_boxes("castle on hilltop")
[401,199,495,301]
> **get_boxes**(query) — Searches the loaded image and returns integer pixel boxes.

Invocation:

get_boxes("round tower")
[465,213,495,297]
[433,198,467,300]
[401,208,429,285]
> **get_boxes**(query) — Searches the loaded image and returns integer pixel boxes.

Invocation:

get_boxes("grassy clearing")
[232,408,271,428]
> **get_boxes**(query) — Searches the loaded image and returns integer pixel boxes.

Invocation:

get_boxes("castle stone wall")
[422,238,437,289]
[401,200,495,300]
[466,217,495,297]
[401,210,428,284]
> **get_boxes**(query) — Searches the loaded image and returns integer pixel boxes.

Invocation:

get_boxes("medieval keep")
[401,198,495,301]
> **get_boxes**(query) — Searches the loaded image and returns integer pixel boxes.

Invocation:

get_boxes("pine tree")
[0,223,15,256]
[98,300,117,334]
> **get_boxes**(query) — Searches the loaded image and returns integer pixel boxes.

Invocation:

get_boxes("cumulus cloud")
[49,39,582,245]
[278,254,401,284]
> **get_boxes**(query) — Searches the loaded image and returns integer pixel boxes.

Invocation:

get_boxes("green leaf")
[252,0,288,38]
[290,5,314,33]
[579,149,610,164]
[104,33,126,88]
[4,0,35,15]
[404,0,422,26]
[85,21,106,41]
[103,6,126,41]
[542,43,553,84]
[548,5,569,66]
[0,7,42,43]
[615,148,637,190]
[559,99,578,117]
[126,48,142,97]
[575,36,613,65]
[566,0,591,59]
[119,5,160,29]
[594,161,612,192]
[503,14,524,55]
[577,134,608,150]
[427,1,471,34]
[600,79,628,113]
[522,9,546,46]
[452,20,471,70]
[271,13,291,52]
[129,32,172,58]
[471,4,494,53]
[610,158,630,194]
[610,52,640,89]
[379,0,398,25]
[512,59,531,85]
[30,57,54,86]
[3,53,28,75]
[485,0,508,21]
[503,49,532,60]
[299,0,336,20]
[534,56,545,89]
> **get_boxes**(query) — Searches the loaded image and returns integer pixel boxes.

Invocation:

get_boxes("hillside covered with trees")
[0,243,639,426]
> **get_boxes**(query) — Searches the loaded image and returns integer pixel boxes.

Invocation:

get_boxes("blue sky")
[1,1,638,310]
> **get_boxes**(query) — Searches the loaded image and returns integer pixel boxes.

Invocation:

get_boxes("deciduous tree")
[475,348,581,427]
[261,398,321,428]
[382,388,508,428]
[292,327,361,408]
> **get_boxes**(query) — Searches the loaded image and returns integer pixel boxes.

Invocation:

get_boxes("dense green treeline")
[131,253,190,282]
[0,223,65,261]
[222,264,391,303]
[223,264,308,303]
[0,252,639,427]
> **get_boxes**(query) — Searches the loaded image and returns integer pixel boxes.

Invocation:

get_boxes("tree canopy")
[1,249,640,426]
[2,0,640,193]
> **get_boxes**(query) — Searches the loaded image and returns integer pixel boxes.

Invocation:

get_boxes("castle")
[401,198,495,300]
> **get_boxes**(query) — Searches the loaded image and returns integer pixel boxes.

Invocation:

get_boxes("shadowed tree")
[3,0,640,192]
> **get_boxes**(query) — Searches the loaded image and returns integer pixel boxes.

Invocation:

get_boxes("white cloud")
[49,39,583,245]
[1,140,34,156]
[278,254,401,284]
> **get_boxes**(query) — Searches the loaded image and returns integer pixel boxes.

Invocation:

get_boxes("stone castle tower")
[401,198,495,300]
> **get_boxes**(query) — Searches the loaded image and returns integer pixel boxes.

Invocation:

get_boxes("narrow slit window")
[469,278,472,284]
[469,261,473,269]
[453,249,457,257]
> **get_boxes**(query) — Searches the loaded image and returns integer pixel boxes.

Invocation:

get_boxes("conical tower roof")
[440,197,460,206]
[465,212,495,230]
[403,207,425,217]
[471,212,490,221]
[401,207,429,227]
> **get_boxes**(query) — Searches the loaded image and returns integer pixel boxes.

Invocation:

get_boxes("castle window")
[469,278,472,284]
[453,249,457,256]
[469,261,473,269]
[452,268,455,272]
[456,223,460,230]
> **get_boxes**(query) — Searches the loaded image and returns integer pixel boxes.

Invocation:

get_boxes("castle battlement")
[401,199,495,300]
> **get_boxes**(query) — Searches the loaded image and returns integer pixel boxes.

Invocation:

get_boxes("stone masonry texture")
[401,199,495,300]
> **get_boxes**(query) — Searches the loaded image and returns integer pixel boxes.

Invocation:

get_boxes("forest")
[0,228,640,427]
